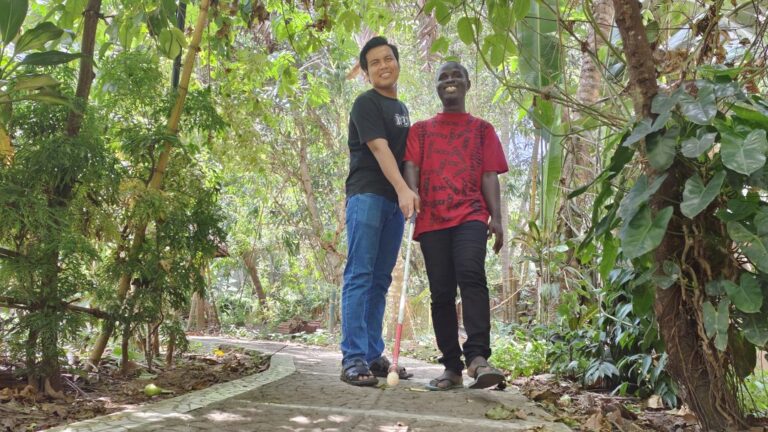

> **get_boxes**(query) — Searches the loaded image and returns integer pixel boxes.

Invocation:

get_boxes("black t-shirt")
[345,89,410,202]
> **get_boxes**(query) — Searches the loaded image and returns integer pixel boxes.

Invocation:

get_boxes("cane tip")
[386,371,399,386]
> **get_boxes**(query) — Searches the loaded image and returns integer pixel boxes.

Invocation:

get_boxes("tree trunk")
[187,291,207,332]
[89,0,211,366]
[570,0,613,196]
[165,332,176,367]
[33,0,104,389]
[25,328,37,387]
[612,1,745,429]
[206,297,220,332]
[0,124,12,164]
[243,248,267,309]
[66,0,101,137]
[120,321,130,375]
[296,138,346,286]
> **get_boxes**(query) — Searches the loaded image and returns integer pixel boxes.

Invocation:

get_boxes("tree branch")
[0,247,20,259]
[0,296,111,320]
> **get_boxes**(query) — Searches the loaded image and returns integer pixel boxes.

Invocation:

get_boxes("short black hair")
[439,61,469,80]
[359,36,399,72]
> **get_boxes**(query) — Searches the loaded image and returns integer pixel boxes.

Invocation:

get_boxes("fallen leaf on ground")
[485,404,527,420]
[646,394,664,409]
[583,412,605,432]
[675,404,696,423]
[529,388,560,403]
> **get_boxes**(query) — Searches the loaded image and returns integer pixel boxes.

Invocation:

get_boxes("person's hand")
[488,217,503,254]
[397,187,420,219]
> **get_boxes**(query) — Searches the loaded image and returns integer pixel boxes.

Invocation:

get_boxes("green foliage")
[547,262,677,406]
[490,326,549,379]
[742,370,768,416]
[0,0,27,44]
[578,66,768,411]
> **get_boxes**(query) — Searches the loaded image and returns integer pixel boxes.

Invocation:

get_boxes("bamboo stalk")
[89,0,212,366]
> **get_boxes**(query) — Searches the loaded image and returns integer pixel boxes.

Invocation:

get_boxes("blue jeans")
[340,193,404,368]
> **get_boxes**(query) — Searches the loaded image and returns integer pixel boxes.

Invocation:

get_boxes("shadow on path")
[49,336,571,432]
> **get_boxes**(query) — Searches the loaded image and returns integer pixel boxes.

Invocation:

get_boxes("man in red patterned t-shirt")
[404,61,508,390]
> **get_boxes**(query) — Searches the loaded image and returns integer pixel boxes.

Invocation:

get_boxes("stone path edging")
[46,353,295,432]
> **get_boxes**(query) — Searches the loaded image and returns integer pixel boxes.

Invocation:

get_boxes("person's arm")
[404,161,419,195]
[367,138,420,218]
[482,172,503,254]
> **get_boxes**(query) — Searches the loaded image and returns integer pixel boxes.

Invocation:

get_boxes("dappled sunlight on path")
[48,336,570,431]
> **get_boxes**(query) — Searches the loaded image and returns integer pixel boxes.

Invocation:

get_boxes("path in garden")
[48,336,571,431]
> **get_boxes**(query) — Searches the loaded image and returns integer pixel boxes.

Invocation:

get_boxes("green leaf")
[620,205,673,259]
[727,222,768,273]
[10,74,59,92]
[731,103,768,130]
[680,170,725,219]
[645,20,659,43]
[13,22,62,54]
[158,27,187,60]
[679,84,717,125]
[653,260,680,289]
[482,33,515,68]
[22,89,71,106]
[512,0,531,20]
[599,235,619,282]
[702,299,730,351]
[716,197,759,222]
[517,0,561,89]
[743,312,768,347]
[756,210,768,236]
[681,130,717,158]
[457,17,474,45]
[20,50,82,65]
[618,174,668,224]
[623,118,654,147]
[721,128,768,175]
[633,283,654,316]
[0,0,27,44]
[646,126,679,170]
[723,273,762,313]
[698,64,742,80]
[651,89,681,116]
[730,330,756,379]
[705,280,725,296]
[430,36,449,54]
[432,1,451,25]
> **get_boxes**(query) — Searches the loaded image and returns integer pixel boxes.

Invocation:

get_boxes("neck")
[442,102,466,113]
[373,85,397,99]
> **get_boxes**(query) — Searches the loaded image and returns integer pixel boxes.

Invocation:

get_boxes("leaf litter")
[0,345,268,431]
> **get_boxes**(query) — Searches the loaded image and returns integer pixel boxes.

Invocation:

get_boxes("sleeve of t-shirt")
[350,94,386,144]
[404,123,421,166]
[483,124,509,174]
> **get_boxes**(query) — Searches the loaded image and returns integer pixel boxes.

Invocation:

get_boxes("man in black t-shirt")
[340,36,420,386]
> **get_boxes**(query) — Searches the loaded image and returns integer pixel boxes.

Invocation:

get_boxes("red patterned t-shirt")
[404,112,509,239]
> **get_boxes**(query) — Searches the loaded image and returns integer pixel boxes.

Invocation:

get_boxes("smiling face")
[436,62,470,112]
[363,45,400,96]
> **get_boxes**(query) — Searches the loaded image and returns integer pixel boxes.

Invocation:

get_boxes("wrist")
[395,183,411,195]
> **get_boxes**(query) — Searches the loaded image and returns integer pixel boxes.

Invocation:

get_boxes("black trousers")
[419,221,492,374]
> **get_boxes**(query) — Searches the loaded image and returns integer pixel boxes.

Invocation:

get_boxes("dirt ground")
[0,344,268,432]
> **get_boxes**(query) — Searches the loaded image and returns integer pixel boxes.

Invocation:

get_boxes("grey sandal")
[425,369,463,391]
[466,357,505,389]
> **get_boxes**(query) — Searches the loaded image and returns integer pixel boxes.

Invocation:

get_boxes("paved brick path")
[49,336,571,431]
